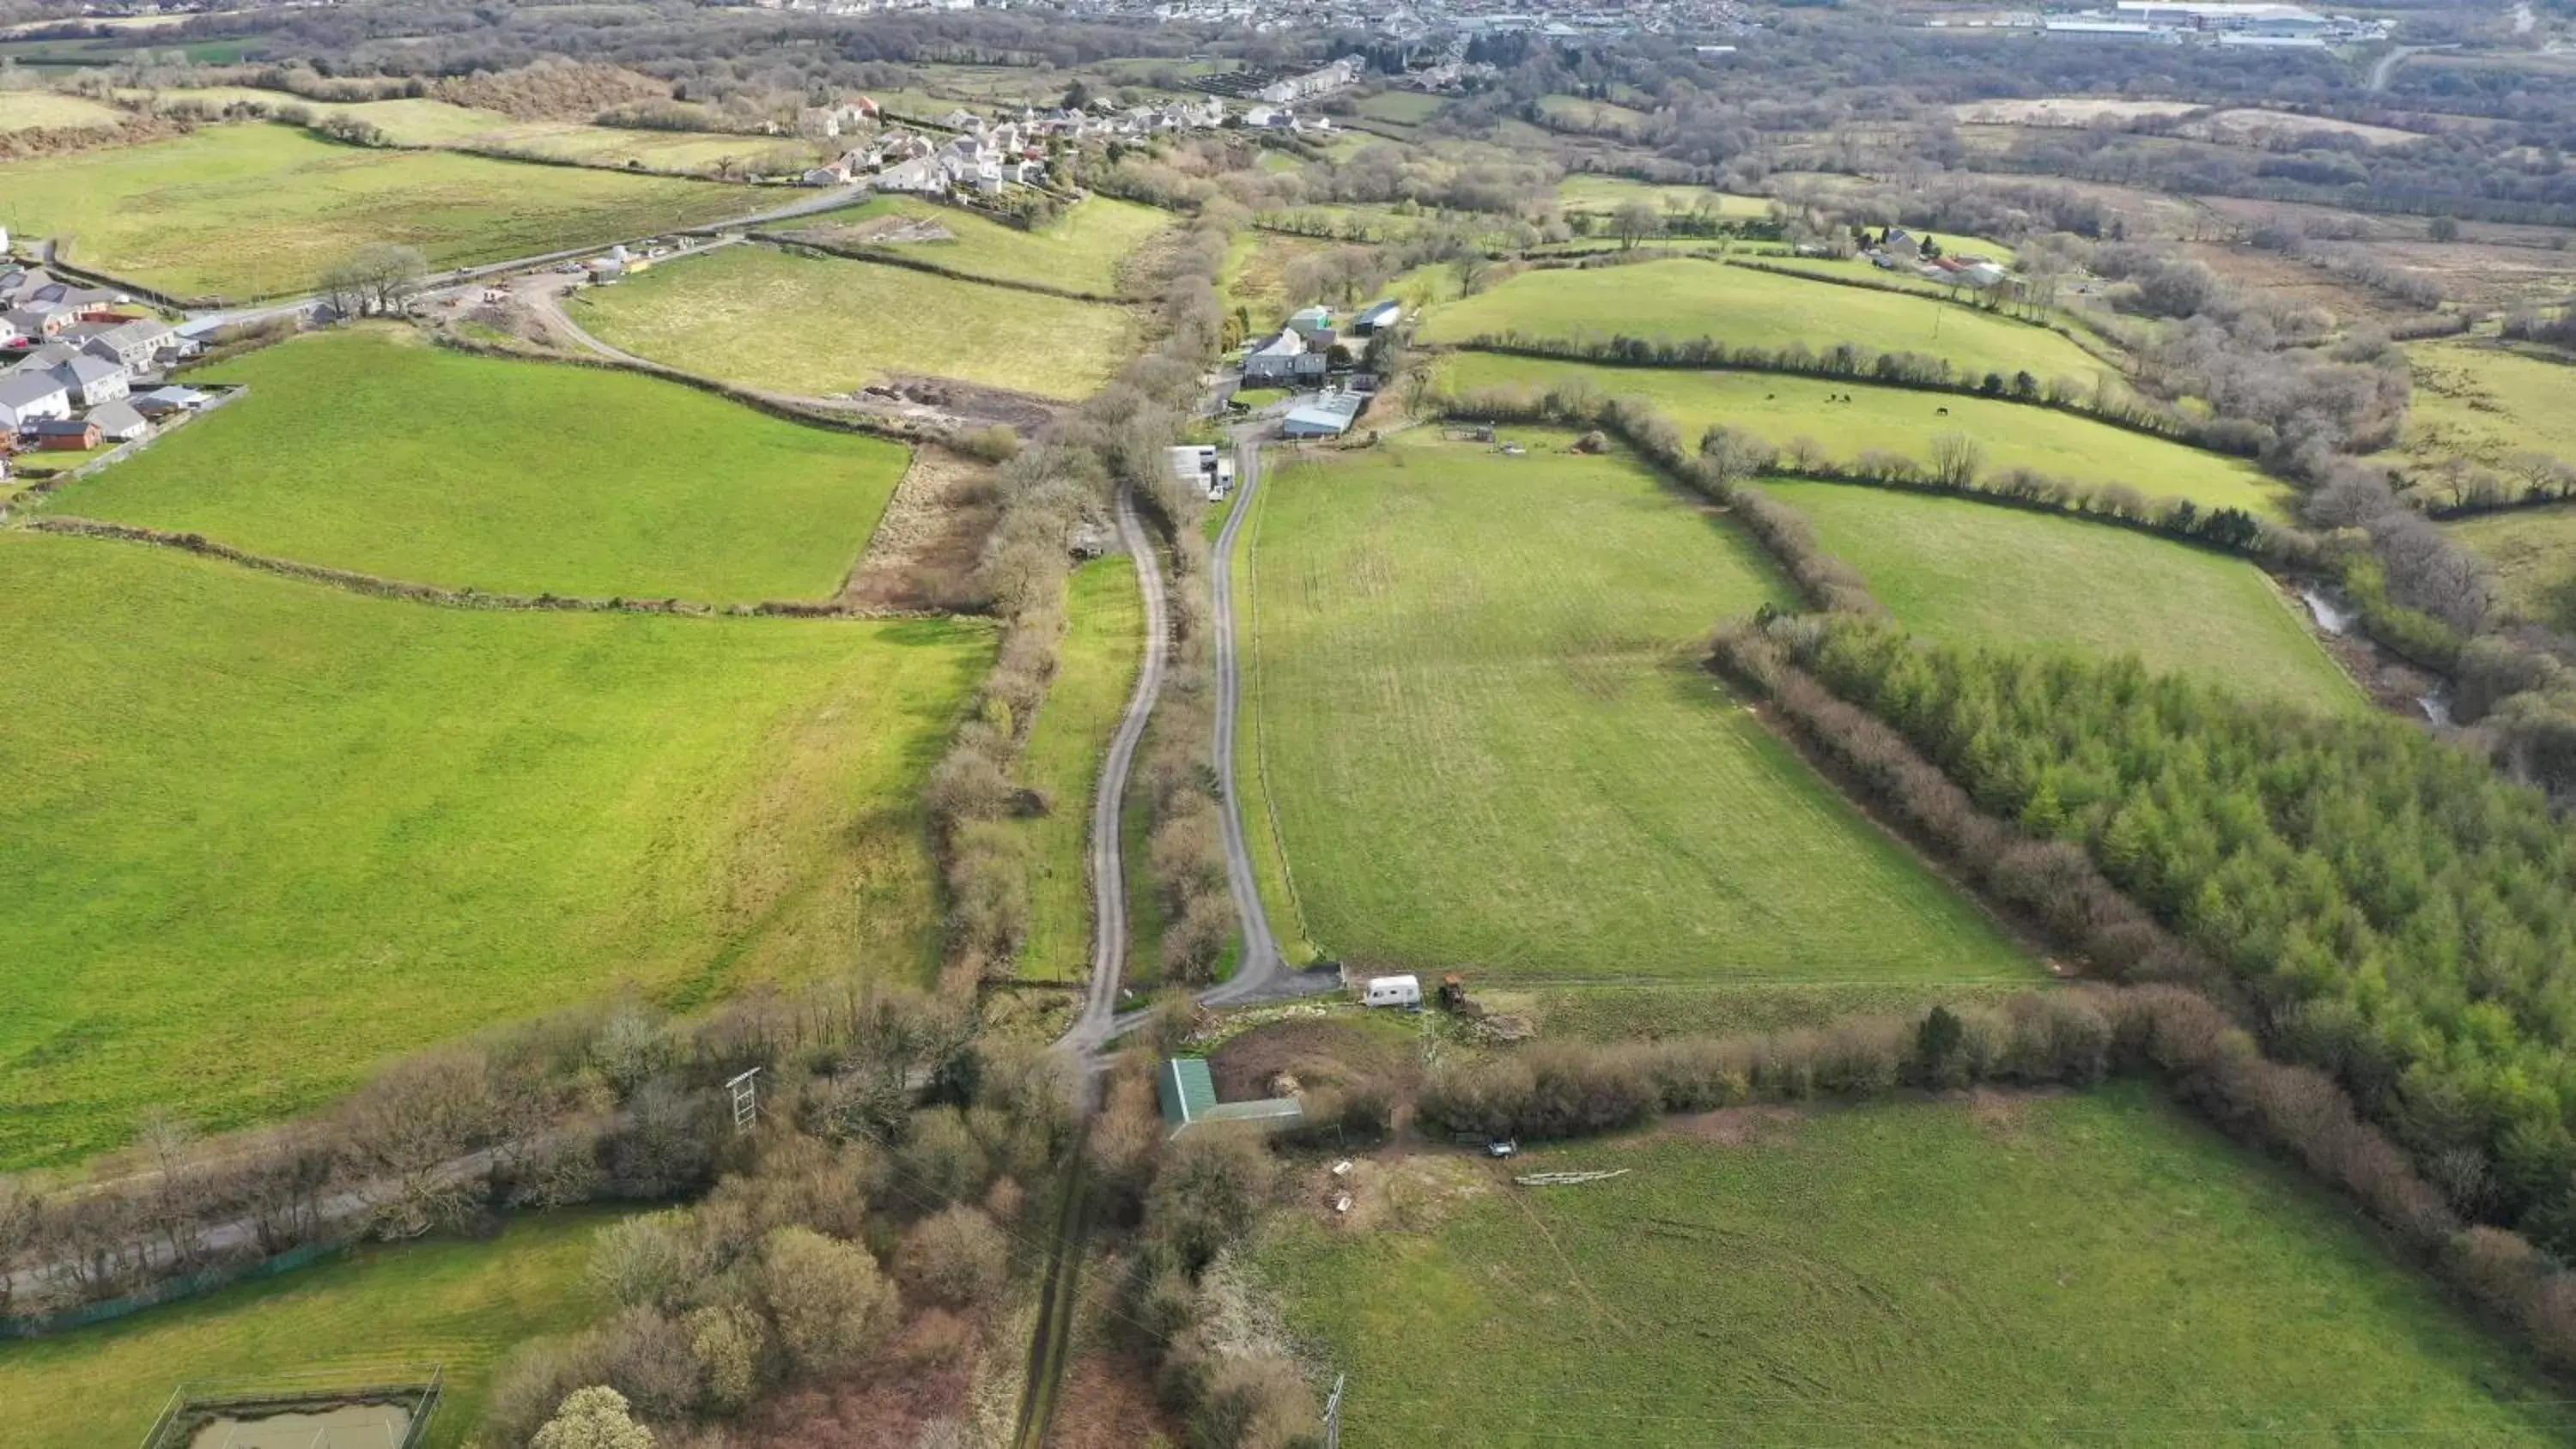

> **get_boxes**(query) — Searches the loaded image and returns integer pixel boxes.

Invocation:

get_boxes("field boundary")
[1724,256,2130,364]
[2,384,249,509]
[1232,447,1318,963]
[19,515,954,620]
[427,332,953,443]
[758,230,1129,305]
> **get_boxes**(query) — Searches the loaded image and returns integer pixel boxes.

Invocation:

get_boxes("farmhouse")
[1243,327,1326,385]
[1156,1057,1302,1140]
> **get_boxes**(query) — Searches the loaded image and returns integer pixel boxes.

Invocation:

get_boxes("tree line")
[931,209,1232,991]
[1769,615,2576,1261]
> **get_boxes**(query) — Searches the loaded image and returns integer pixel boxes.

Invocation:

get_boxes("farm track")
[1056,487,1173,1068]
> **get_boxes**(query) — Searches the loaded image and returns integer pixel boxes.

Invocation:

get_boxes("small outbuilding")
[30,416,100,451]
[1157,1057,1303,1140]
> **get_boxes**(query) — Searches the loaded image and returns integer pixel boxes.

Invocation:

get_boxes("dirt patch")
[841,443,1002,612]
[1049,1349,1182,1449]
[1208,1018,1420,1101]
[864,374,1060,433]
[1662,1104,1811,1149]
[1305,1149,1493,1234]
[829,214,958,246]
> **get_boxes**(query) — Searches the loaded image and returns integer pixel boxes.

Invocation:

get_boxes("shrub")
[756,1225,898,1379]
[897,1204,1010,1308]
[531,1386,656,1449]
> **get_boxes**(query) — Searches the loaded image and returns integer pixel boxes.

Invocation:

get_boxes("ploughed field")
[1235,428,2034,982]
[571,244,1135,401]
[0,124,766,300]
[45,328,911,602]
[1438,352,2292,519]
[1252,1086,2576,1447]
[0,533,986,1167]
[1415,257,2103,385]
[1759,482,2359,715]
[0,1210,630,1449]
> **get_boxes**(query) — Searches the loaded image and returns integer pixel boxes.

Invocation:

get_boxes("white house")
[0,372,72,427]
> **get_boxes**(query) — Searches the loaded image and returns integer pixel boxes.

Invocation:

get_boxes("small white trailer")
[1362,974,1422,1009]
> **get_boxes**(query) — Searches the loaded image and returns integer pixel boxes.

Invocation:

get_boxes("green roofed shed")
[1157,1057,1304,1139]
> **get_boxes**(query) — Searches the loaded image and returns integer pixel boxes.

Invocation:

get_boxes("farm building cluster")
[0,263,208,461]
[1863,228,2013,289]
[1240,298,1402,439]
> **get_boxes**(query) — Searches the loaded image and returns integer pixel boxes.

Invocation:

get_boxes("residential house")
[73,318,177,377]
[0,372,70,428]
[939,108,981,132]
[797,99,878,139]
[85,398,149,443]
[5,305,70,341]
[30,416,100,451]
[31,351,127,407]
[1880,228,1922,262]
[803,161,854,186]
[874,155,947,194]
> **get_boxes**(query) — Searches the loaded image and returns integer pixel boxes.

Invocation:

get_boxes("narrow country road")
[1057,487,1171,1064]
[1202,434,1294,1007]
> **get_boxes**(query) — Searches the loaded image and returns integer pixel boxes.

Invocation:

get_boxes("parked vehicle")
[1363,974,1422,1009]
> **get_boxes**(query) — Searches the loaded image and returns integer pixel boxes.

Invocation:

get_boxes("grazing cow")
[1936,406,1949,416]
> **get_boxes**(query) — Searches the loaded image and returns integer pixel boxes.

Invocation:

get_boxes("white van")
[1363,974,1423,1009]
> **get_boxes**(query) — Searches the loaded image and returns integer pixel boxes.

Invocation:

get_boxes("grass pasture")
[574,244,1133,401]
[1555,173,1771,220]
[0,88,123,130]
[2398,340,2576,472]
[1236,428,2033,983]
[0,124,766,300]
[2446,505,2576,628]
[0,532,986,1167]
[46,328,909,602]
[782,193,1170,296]
[1759,482,2357,713]
[1438,352,2290,518]
[1253,1086,2576,1447]
[1353,90,1445,126]
[0,1211,628,1449]
[1536,94,1651,133]
[1419,258,2101,385]
[1016,555,1145,983]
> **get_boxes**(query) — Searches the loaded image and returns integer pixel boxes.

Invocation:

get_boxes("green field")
[1759,482,2357,713]
[1439,353,2290,518]
[1536,94,1651,132]
[0,533,985,1167]
[1554,174,1771,219]
[0,123,766,300]
[133,88,791,172]
[1236,428,2034,982]
[2446,504,2576,627]
[1252,1085,2576,1447]
[574,244,1134,401]
[47,329,908,602]
[786,194,1171,296]
[1017,556,1145,982]
[2399,341,2576,471]
[0,1210,629,1449]
[1354,90,1445,126]
[1419,258,2101,384]
[0,88,123,130]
